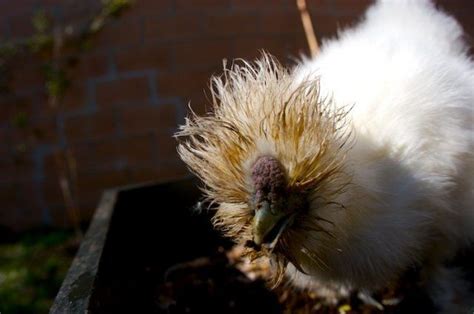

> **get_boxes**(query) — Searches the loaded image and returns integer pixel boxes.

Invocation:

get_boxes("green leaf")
[32,10,50,33]
[12,111,29,128]
[28,33,53,53]
[102,0,132,18]
[42,64,70,98]
[0,42,18,59]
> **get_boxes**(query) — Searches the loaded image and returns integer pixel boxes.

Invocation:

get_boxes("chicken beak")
[252,201,291,247]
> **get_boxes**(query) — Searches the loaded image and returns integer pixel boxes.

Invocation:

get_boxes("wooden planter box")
[50,178,280,313]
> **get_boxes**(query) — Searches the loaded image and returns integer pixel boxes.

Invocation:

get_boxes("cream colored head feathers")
[176,54,352,284]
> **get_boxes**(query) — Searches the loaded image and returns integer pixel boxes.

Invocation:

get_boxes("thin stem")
[296,0,320,57]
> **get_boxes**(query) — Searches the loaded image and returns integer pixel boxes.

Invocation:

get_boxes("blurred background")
[0,0,472,312]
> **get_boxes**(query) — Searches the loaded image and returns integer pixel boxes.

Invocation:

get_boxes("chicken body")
[292,0,474,296]
[177,1,474,312]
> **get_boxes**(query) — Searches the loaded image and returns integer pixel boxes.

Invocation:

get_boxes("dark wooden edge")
[50,189,117,314]
[50,176,195,313]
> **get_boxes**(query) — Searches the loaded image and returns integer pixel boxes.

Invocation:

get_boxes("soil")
[154,246,438,314]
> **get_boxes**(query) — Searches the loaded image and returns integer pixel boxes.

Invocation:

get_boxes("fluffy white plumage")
[294,0,474,309]
[177,0,474,312]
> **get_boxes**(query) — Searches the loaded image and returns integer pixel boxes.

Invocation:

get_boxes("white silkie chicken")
[177,1,474,312]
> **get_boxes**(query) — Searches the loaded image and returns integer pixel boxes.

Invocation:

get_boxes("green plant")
[0,230,77,314]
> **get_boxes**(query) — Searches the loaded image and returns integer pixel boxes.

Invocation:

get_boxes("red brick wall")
[0,0,472,230]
